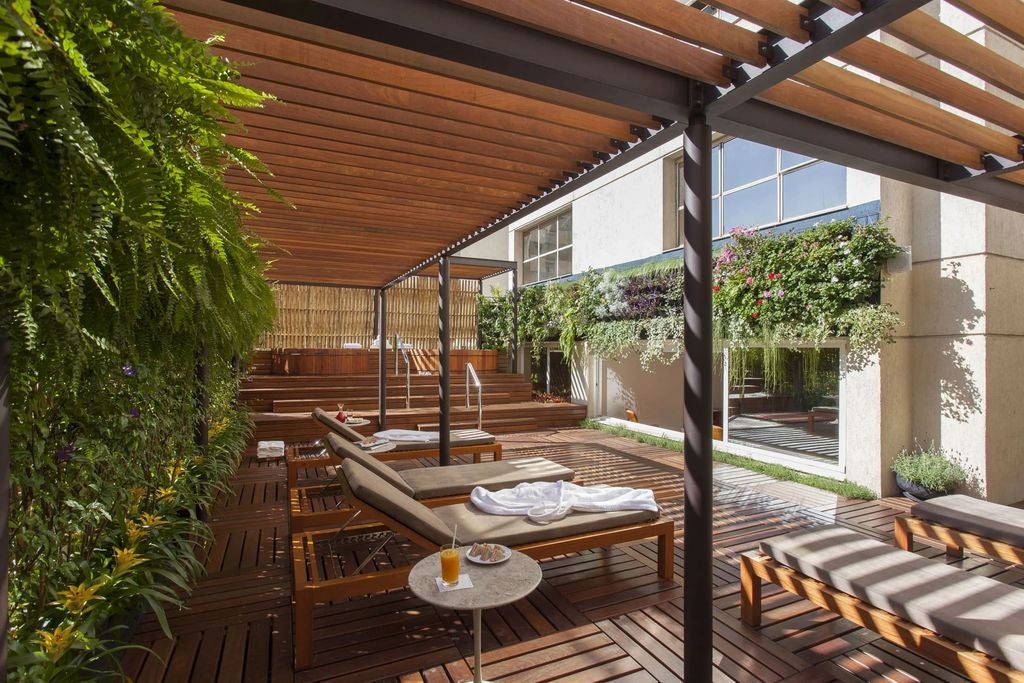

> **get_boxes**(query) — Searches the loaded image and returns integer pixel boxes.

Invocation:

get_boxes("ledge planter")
[891,445,967,502]
[894,473,946,502]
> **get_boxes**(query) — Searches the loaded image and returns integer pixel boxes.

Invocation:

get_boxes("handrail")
[394,333,411,409]
[465,362,482,430]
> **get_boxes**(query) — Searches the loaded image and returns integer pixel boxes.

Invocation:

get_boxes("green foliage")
[0,1,275,677]
[891,443,968,493]
[580,419,876,500]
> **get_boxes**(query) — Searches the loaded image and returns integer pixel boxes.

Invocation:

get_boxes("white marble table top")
[408,547,541,611]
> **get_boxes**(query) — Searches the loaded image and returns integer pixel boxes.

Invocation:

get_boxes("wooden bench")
[895,494,1024,564]
[806,405,838,430]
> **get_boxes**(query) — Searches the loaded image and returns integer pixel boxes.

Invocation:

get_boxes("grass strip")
[580,419,875,500]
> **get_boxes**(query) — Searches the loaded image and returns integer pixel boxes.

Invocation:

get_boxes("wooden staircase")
[245,370,586,444]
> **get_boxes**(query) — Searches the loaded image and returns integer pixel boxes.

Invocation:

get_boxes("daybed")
[895,493,1024,565]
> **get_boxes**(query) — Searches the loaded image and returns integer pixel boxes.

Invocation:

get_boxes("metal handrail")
[465,362,482,430]
[394,333,411,409]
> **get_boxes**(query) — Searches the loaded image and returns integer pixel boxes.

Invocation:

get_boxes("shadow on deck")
[123,428,1021,682]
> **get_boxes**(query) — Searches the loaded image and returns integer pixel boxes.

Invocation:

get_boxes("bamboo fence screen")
[258,277,479,349]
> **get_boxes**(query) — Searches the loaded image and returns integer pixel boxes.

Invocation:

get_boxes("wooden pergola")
[75,0,1024,677]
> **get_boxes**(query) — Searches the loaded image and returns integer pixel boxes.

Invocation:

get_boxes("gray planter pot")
[894,473,947,502]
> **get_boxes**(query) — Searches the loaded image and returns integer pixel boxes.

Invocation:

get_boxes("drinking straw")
[451,524,458,549]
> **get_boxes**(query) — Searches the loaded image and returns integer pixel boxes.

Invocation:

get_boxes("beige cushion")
[434,503,657,547]
[761,525,1024,671]
[388,428,496,452]
[341,460,452,546]
[399,457,575,499]
[913,494,1024,548]
[326,433,414,497]
[312,408,364,442]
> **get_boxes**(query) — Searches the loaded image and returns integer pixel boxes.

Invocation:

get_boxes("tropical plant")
[1,0,275,677]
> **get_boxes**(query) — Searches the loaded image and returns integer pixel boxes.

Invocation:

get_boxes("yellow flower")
[56,582,104,615]
[129,486,146,512]
[139,512,166,528]
[113,547,145,575]
[37,625,76,662]
[209,417,229,438]
[165,463,184,481]
[126,520,147,545]
[193,454,205,468]
[156,486,175,501]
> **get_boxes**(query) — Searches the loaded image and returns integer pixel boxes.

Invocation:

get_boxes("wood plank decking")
[123,428,1023,682]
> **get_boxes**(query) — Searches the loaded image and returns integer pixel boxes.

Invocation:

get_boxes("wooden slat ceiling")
[168,0,1024,288]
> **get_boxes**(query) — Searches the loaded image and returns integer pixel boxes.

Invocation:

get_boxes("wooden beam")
[887,10,1024,101]
[253,206,480,229]
[447,0,731,85]
[947,0,1024,45]
[246,81,605,160]
[577,0,766,65]
[236,185,496,219]
[700,0,807,42]
[794,62,1023,160]
[838,38,1024,134]
[177,12,638,139]
[759,81,985,168]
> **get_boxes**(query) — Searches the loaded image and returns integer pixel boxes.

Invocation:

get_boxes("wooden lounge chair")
[741,525,1024,682]
[291,458,675,670]
[289,433,575,532]
[895,494,1024,565]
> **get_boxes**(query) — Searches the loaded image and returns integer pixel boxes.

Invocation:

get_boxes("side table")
[408,548,541,683]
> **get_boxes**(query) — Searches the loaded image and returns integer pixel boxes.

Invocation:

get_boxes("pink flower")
[776,289,785,297]
[712,284,720,293]
[745,276,754,286]
[763,290,772,298]
[751,311,759,319]
[757,298,764,306]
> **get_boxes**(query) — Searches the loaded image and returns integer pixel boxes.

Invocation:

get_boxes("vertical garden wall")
[0,1,275,678]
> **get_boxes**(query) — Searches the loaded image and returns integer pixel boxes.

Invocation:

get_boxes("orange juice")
[440,545,460,586]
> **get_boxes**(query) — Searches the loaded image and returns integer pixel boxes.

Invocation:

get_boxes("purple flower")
[122,365,137,377]
[763,290,772,298]
[55,445,75,464]
[776,289,785,298]
[128,407,141,418]
[719,246,735,264]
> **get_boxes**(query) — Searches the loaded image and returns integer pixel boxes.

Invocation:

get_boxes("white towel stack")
[256,440,285,460]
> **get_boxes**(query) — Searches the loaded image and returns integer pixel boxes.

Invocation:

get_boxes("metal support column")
[510,268,519,374]
[194,344,209,450]
[682,109,713,682]
[438,256,451,466]
[1,328,9,679]
[378,288,388,431]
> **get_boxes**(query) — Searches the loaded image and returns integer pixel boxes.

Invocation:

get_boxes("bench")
[895,494,1024,564]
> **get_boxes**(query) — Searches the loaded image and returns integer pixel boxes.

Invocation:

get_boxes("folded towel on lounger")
[374,429,440,443]
[470,480,657,523]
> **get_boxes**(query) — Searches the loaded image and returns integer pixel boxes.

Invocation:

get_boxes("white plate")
[465,544,512,565]
[344,417,370,427]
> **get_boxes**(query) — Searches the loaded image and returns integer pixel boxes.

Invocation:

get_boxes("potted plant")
[891,444,967,501]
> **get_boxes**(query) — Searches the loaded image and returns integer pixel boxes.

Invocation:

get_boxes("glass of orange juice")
[440,544,460,586]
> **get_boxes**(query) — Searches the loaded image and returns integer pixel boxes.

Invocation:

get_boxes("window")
[522,210,572,284]
[677,139,846,240]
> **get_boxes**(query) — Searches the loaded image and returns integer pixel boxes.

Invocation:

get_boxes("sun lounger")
[741,525,1024,682]
[289,433,575,532]
[895,494,1024,564]
[290,458,675,669]
[307,407,502,466]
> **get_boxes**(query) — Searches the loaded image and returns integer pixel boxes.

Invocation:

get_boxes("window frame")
[521,209,572,285]
[675,137,848,243]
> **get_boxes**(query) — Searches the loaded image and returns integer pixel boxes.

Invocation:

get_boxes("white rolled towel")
[470,480,658,523]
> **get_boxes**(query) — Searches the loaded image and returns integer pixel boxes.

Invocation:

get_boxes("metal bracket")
[630,124,652,140]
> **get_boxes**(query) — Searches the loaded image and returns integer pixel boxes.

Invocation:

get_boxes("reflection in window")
[678,139,847,241]
[522,210,572,284]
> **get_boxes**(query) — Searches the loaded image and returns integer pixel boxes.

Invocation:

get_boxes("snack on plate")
[468,543,505,561]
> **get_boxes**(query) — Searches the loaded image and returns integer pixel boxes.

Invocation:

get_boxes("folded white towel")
[470,481,658,523]
[256,440,285,460]
[374,429,440,443]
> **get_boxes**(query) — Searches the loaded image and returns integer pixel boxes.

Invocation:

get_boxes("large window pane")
[557,248,572,277]
[711,196,720,235]
[524,230,539,259]
[723,179,777,230]
[783,162,846,220]
[723,138,776,191]
[538,253,557,281]
[523,259,538,284]
[711,145,720,196]
[558,212,572,248]
[538,221,557,254]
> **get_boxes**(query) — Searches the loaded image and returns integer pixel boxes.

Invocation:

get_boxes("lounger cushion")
[435,503,658,547]
[342,460,452,546]
[312,408,365,442]
[761,525,1024,670]
[399,457,575,499]
[326,434,414,497]
[913,494,1024,549]
[388,429,495,452]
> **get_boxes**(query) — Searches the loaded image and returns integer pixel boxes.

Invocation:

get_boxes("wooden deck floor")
[123,428,1024,682]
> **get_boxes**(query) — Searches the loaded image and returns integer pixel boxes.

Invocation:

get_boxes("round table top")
[408,547,541,611]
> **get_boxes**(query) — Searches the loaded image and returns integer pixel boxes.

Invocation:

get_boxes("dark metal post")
[1,328,9,679]
[438,256,451,466]
[682,110,713,682]
[511,268,519,374]
[378,288,388,431]
[194,344,209,450]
